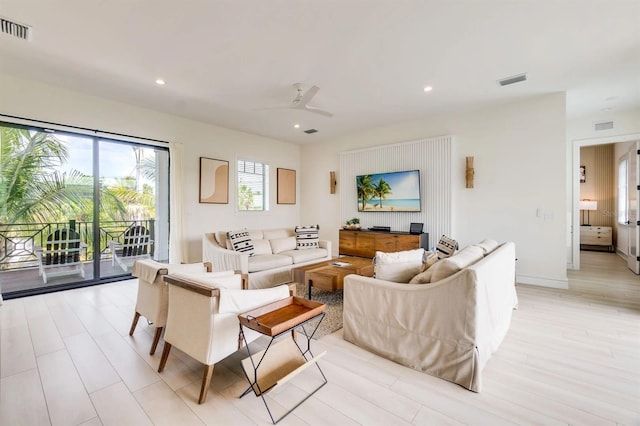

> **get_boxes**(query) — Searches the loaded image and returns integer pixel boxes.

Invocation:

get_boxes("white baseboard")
[516,274,569,289]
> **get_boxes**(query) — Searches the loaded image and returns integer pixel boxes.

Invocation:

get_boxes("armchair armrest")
[203,233,249,273]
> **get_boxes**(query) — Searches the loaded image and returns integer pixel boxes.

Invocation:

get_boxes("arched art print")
[199,157,229,204]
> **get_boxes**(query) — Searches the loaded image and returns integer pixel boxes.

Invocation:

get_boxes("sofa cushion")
[262,229,293,240]
[270,236,297,254]
[280,247,328,264]
[295,225,320,250]
[247,254,292,273]
[430,245,484,282]
[473,239,499,255]
[436,235,458,259]
[227,229,254,255]
[247,230,264,241]
[374,248,424,283]
[252,239,273,255]
[408,268,434,284]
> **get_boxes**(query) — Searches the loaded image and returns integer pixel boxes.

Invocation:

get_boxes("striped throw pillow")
[295,225,320,250]
[436,235,458,259]
[227,229,254,255]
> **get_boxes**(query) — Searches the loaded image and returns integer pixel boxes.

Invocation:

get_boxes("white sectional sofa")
[343,241,518,392]
[203,228,331,289]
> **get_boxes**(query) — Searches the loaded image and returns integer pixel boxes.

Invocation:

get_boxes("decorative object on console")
[436,235,458,259]
[344,217,360,230]
[579,199,598,226]
[465,156,474,188]
[227,229,255,255]
[277,168,296,204]
[329,171,337,194]
[409,222,423,234]
[295,225,320,249]
[199,157,229,204]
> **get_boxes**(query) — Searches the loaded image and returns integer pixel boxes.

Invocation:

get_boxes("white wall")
[0,73,301,262]
[301,93,569,288]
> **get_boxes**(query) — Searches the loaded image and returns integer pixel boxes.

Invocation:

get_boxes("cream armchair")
[158,273,291,404]
[130,259,218,355]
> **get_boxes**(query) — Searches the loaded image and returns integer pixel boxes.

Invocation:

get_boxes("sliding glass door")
[0,122,170,297]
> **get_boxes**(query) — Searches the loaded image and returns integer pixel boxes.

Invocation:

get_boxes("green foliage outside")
[0,126,157,263]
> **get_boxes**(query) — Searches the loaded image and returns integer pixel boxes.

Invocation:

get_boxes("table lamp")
[579,200,597,226]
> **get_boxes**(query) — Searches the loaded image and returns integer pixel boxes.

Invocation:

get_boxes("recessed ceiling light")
[294,124,300,129]
[155,79,166,86]
[423,86,433,92]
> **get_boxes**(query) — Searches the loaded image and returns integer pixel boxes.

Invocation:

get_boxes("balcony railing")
[0,219,155,271]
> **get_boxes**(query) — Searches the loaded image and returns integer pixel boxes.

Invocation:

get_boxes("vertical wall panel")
[339,136,453,245]
[580,144,614,229]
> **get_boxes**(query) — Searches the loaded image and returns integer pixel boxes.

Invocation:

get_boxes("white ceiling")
[1,1,639,144]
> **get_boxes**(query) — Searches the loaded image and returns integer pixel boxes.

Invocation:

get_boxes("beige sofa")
[203,228,331,289]
[343,241,518,392]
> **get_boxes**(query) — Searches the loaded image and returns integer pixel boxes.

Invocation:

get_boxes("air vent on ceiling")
[1,17,31,40]
[304,129,318,134]
[497,73,527,87]
[594,121,614,131]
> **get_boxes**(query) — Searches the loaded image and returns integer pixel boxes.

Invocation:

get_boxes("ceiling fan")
[263,83,334,117]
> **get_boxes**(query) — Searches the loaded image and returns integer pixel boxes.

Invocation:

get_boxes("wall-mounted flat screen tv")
[356,170,421,212]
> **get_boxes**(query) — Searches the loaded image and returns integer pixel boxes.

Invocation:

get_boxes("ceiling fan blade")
[304,104,334,117]
[298,85,320,106]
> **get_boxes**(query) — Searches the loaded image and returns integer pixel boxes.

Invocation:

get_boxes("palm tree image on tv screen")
[356,170,421,212]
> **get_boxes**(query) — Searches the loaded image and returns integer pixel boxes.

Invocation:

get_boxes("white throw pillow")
[430,245,484,282]
[251,239,272,255]
[270,236,297,254]
[421,251,439,272]
[374,248,425,283]
[227,229,255,255]
[218,284,290,314]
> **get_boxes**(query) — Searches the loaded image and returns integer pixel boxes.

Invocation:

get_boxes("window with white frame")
[618,158,628,224]
[237,159,269,211]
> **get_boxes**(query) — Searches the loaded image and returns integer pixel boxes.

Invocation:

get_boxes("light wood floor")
[1,251,639,425]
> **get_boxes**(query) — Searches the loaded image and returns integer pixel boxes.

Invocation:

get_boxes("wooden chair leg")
[198,364,215,404]
[129,312,141,336]
[150,326,163,355]
[158,342,172,372]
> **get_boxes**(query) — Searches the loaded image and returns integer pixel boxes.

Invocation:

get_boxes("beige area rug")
[294,282,343,339]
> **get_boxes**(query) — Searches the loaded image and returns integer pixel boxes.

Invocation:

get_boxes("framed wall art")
[199,157,229,204]
[277,168,296,204]
[580,165,586,183]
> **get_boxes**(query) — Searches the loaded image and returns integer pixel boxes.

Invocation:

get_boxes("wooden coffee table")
[292,257,374,299]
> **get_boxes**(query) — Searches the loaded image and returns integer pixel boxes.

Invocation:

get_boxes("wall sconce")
[465,156,474,188]
[330,171,337,194]
[579,199,597,226]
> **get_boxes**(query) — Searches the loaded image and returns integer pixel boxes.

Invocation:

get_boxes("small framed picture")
[579,165,586,183]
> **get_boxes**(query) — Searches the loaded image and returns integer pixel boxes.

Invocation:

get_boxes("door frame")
[571,132,640,270]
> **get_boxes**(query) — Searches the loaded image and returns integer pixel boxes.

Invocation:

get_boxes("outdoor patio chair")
[109,225,154,272]
[35,228,87,284]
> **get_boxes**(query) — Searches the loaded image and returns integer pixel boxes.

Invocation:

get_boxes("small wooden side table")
[238,296,327,424]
